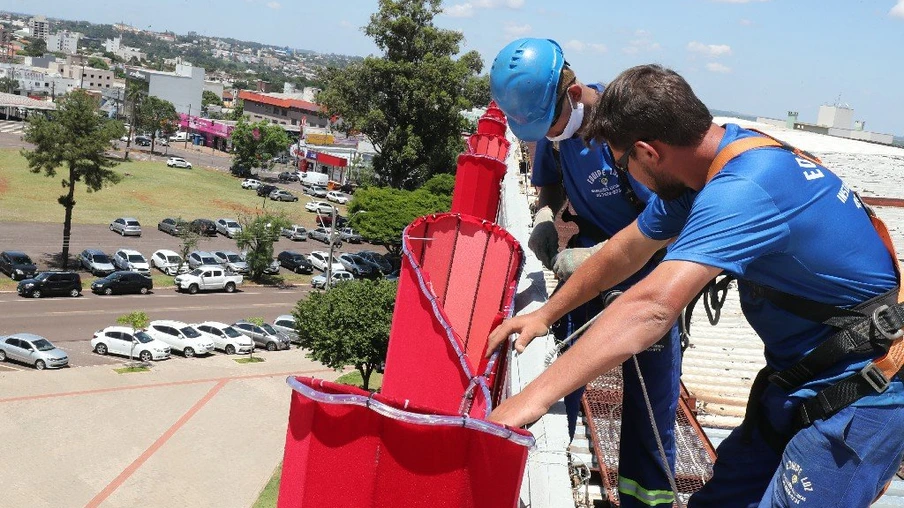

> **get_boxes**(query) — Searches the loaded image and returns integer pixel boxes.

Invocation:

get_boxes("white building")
[817,104,854,129]
[47,57,116,91]
[130,61,205,115]
[0,64,77,96]
[104,36,146,62]
[29,16,50,40]
[47,31,81,55]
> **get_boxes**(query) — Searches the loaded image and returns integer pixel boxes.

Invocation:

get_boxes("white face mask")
[546,96,584,142]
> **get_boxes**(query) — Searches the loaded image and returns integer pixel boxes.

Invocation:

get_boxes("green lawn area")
[335,370,383,391]
[0,149,344,227]
[253,464,282,508]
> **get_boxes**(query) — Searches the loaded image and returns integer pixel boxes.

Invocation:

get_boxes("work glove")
[552,243,603,281]
[528,206,558,270]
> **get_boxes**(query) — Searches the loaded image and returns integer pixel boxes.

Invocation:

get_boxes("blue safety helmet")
[490,38,566,142]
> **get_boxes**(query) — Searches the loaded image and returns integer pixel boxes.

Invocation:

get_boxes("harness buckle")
[872,304,904,341]
[860,362,891,393]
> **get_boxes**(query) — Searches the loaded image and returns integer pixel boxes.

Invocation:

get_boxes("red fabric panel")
[279,378,531,508]
[467,133,510,162]
[415,218,457,302]
[451,154,507,222]
[477,116,506,137]
[483,106,506,122]
[442,219,489,355]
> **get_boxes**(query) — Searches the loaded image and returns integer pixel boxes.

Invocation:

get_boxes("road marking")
[0,363,24,372]
[84,380,229,508]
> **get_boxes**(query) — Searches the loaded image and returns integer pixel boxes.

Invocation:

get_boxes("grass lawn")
[234,356,265,364]
[335,370,383,391]
[0,149,345,227]
[253,464,282,508]
[114,366,151,374]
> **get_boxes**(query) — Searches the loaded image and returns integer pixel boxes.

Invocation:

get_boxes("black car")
[17,272,82,298]
[157,217,187,236]
[91,271,153,295]
[257,184,279,197]
[189,218,217,236]
[134,136,152,146]
[0,251,37,280]
[277,251,313,274]
[278,171,299,182]
[357,251,393,274]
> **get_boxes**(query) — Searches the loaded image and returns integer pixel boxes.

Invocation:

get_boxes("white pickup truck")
[174,265,243,294]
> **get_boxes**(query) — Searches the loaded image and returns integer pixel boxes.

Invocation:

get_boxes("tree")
[136,95,178,154]
[202,90,223,111]
[228,99,244,121]
[87,57,110,70]
[294,279,397,390]
[234,213,291,281]
[123,80,147,161]
[22,90,126,268]
[229,118,290,177]
[175,220,200,273]
[421,173,455,197]
[317,0,485,189]
[116,311,150,363]
[21,37,47,57]
[348,186,450,256]
[0,77,17,94]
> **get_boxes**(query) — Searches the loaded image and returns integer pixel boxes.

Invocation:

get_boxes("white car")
[157,138,169,146]
[145,320,214,357]
[194,322,254,355]
[113,249,151,275]
[166,157,192,169]
[151,249,188,275]
[312,270,354,289]
[308,251,344,272]
[241,178,262,190]
[216,218,243,238]
[326,191,349,204]
[272,314,298,342]
[305,201,336,214]
[92,326,171,362]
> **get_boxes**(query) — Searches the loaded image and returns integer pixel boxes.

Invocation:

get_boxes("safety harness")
[706,132,904,450]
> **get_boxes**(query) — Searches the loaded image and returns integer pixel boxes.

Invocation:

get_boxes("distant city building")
[46,31,81,55]
[237,90,328,133]
[130,61,204,115]
[757,102,893,145]
[29,16,50,40]
[301,87,320,103]
[47,56,115,91]
[0,63,77,96]
[104,36,146,62]
[204,80,224,99]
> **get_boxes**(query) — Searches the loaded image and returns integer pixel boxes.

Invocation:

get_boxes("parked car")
[308,227,343,247]
[216,218,242,238]
[384,269,400,281]
[91,271,153,295]
[151,249,188,275]
[338,253,376,278]
[174,266,243,294]
[357,251,393,274]
[166,156,192,169]
[78,249,116,276]
[145,320,214,357]
[308,251,344,272]
[157,217,187,236]
[280,225,308,241]
[278,171,299,182]
[241,178,262,190]
[92,326,170,362]
[189,218,217,236]
[0,251,37,280]
[263,258,280,275]
[231,321,291,351]
[305,201,335,214]
[338,227,362,244]
[156,137,169,147]
[277,251,313,274]
[194,322,254,355]
[211,251,249,274]
[0,333,68,370]
[272,315,299,342]
[112,249,150,275]
[312,270,354,289]
[169,131,189,142]
[309,185,328,198]
[134,136,152,147]
[326,191,350,204]
[110,217,142,237]
[269,189,298,202]
[188,250,219,270]
[17,271,82,298]
[315,214,349,228]
[257,184,279,197]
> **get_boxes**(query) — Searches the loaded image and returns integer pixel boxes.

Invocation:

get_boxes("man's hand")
[488,392,549,428]
[485,312,551,358]
[552,243,603,281]
[528,206,558,270]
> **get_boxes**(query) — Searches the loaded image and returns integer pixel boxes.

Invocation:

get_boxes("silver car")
[216,218,243,238]
[272,314,299,342]
[110,217,142,236]
[231,321,291,351]
[0,333,68,370]
[280,225,308,241]
[212,250,249,274]
[188,250,219,269]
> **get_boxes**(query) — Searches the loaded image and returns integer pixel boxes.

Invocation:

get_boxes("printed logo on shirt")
[587,169,623,199]
[781,460,813,504]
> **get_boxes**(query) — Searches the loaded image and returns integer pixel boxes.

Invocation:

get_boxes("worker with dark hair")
[490,39,682,508]
[488,64,904,507]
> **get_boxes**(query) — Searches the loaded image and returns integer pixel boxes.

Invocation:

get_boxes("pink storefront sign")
[177,114,234,138]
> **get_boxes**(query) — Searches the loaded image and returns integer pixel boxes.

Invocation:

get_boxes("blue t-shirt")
[637,124,901,419]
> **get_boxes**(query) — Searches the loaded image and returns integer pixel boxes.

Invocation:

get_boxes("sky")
[8,0,904,135]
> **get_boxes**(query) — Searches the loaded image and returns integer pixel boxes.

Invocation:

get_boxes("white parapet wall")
[497,133,577,508]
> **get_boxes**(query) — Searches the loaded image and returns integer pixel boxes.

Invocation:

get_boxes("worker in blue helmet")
[489,38,682,508]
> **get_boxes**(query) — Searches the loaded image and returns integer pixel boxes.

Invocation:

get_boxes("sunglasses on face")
[606,144,635,174]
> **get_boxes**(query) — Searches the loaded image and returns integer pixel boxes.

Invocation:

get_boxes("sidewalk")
[0,349,341,508]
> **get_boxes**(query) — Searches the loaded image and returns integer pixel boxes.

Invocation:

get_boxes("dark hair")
[583,65,712,150]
